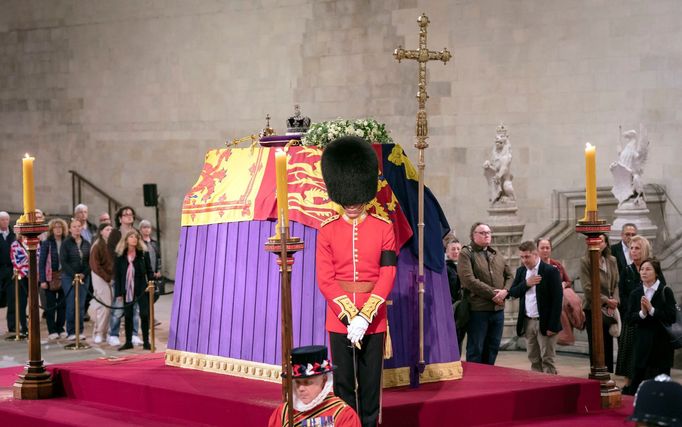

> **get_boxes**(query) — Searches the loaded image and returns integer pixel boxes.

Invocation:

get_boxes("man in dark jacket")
[611,223,637,274]
[458,222,512,365]
[0,212,16,315]
[509,240,563,374]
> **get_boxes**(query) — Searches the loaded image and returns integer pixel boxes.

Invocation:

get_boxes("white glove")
[347,316,370,345]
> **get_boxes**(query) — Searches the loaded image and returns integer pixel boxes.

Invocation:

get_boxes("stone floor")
[1,290,680,388]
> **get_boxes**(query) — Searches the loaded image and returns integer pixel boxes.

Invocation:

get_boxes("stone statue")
[286,104,311,134]
[610,126,650,208]
[483,124,516,206]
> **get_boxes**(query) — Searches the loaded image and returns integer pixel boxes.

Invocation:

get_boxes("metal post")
[5,271,26,341]
[64,275,90,350]
[148,281,155,352]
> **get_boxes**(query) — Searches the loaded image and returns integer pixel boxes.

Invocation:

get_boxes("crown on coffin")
[286,104,311,134]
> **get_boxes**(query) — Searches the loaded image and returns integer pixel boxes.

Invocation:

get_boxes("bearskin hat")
[321,136,378,207]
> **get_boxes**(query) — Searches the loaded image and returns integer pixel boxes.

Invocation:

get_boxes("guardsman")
[317,136,397,427]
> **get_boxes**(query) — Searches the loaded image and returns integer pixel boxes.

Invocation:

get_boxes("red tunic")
[316,213,397,334]
[268,393,361,427]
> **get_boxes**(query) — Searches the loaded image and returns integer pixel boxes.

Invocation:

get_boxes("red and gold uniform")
[316,212,397,334]
[316,211,397,427]
[268,393,361,427]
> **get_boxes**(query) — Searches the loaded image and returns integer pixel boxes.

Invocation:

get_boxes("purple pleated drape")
[168,220,460,367]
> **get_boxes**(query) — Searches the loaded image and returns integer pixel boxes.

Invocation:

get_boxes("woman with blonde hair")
[39,218,68,339]
[616,235,652,389]
[113,230,153,351]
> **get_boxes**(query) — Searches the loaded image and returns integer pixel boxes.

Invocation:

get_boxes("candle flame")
[585,142,593,149]
[24,153,30,158]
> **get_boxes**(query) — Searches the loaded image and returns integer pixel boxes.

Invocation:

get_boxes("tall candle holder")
[264,215,304,427]
[575,211,621,409]
[13,212,53,399]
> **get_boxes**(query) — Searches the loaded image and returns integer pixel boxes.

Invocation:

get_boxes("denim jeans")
[109,298,138,337]
[62,274,86,336]
[466,310,505,365]
[44,287,65,334]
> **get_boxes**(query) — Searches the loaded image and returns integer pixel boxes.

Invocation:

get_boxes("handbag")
[607,307,621,337]
[49,270,62,291]
[601,306,617,325]
[660,287,682,350]
[46,245,62,291]
[454,289,470,331]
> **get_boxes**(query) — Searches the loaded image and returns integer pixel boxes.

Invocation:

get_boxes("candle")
[584,143,597,213]
[22,153,36,215]
[275,149,289,234]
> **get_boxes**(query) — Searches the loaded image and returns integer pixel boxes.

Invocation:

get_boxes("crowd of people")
[0,205,162,351]
[446,221,678,395]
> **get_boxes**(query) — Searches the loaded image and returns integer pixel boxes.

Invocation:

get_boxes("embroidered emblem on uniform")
[332,295,358,321]
[320,215,339,228]
[301,416,334,426]
[360,294,385,322]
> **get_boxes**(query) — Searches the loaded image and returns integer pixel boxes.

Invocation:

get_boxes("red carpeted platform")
[0,354,634,426]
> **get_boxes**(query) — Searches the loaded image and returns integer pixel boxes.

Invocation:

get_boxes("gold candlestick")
[576,214,621,409]
[13,217,52,399]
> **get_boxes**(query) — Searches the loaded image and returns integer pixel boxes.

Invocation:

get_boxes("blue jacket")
[39,237,63,282]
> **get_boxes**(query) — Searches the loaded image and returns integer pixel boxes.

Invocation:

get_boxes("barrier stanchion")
[6,270,27,342]
[147,281,155,352]
[64,274,90,350]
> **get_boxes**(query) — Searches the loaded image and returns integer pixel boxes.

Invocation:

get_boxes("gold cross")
[394,13,451,149]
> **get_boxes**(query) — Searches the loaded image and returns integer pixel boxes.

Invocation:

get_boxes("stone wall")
[2,0,682,279]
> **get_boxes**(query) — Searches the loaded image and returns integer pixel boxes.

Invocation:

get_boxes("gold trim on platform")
[166,349,462,388]
[382,361,463,388]
[165,349,282,383]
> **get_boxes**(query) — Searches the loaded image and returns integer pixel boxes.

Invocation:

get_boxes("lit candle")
[22,153,36,215]
[275,149,289,234]
[584,143,597,213]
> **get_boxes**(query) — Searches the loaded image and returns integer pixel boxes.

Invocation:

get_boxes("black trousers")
[6,277,28,334]
[123,296,149,345]
[584,310,614,373]
[330,332,384,427]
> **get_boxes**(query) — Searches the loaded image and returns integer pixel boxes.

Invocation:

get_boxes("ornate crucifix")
[394,13,451,379]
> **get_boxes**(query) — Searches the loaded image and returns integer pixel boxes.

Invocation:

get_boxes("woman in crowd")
[580,233,619,373]
[444,234,465,349]
[140,220,162,326]
[626,258,677,394]
[8,233,30,336]
[616,235,651,391]
[60,218,91,341]
[89,223,114,344]
[114,230,153,351]
[39,218,68,340]
[107,206,139,346]
[536,238,571,288]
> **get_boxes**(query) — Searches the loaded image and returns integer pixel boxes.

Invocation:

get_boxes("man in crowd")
[509,241,563,374]
[0,212,16,331]
[74,204,97,243]
[268,345,360,427]
[458,222,512,365]
[98,212,111,225]
[611,223,637,274]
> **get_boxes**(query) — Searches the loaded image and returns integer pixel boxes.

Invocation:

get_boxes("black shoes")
[118,342,134,351]
[143,342,151,350]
